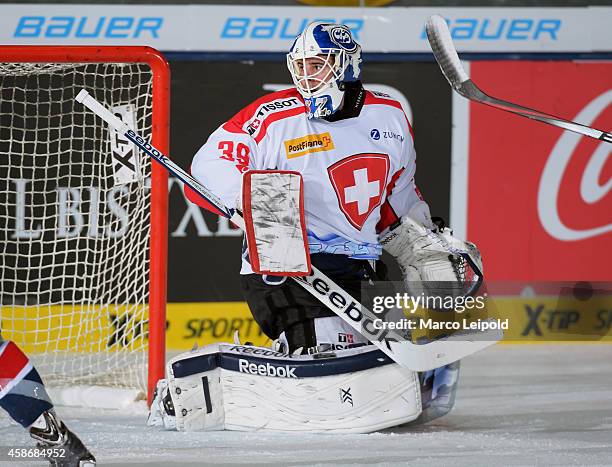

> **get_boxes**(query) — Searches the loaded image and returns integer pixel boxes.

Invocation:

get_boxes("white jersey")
[188,87,424,273]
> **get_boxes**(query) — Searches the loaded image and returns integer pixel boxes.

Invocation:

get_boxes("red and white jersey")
[187,87,424,273]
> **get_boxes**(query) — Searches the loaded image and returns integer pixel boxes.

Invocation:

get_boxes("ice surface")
[2,344,611,466]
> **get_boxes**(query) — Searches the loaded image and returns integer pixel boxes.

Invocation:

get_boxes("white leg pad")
[222,364,420,433]
[165,344,422,433]
[167,366,225,432]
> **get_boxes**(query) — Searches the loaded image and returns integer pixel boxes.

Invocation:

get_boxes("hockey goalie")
[148,21,487,433]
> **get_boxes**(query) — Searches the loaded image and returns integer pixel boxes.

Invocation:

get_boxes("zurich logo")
[370,129,380,140]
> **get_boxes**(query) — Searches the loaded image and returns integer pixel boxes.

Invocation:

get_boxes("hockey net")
[0,46,168,402]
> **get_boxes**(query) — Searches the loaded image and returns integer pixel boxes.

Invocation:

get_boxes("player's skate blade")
[29,411,96,467]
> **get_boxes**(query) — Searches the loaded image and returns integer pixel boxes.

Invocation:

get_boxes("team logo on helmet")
[328,26,358,53]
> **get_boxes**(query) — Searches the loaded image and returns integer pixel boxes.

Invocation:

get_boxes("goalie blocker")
[242,170,311,276]
[148,343,422,433]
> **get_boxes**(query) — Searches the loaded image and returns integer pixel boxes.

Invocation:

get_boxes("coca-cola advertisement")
[453,61,611,282]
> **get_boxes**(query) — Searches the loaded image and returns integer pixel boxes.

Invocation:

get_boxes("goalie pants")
[240,253,387,352]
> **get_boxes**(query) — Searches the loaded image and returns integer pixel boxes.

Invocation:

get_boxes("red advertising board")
[457,61,611,281]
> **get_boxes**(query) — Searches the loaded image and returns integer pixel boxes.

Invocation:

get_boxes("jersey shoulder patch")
[223,88,305,142]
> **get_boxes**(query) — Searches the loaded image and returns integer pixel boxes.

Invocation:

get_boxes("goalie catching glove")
[380,201,483,299]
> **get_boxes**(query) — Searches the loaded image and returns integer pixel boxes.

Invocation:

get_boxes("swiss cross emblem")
[327,154,390,230]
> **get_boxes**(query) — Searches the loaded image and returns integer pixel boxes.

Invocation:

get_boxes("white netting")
[0,60,155,394]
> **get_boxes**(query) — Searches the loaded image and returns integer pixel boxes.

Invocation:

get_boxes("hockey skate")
[29,410,96,467]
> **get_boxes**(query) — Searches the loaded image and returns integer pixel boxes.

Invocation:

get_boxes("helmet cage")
[286,49,348,98]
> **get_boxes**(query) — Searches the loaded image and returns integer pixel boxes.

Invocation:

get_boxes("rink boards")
[3,296,611,354]
[159,297,612,349]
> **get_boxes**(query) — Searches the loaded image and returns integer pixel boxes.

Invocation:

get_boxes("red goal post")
[0,46,169,404]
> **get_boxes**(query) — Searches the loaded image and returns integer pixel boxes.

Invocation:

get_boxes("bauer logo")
[418,18,562,41]
[284,132,334,159]
[220,17,364,41]
[13,16,163,39]
[238,359,298,378]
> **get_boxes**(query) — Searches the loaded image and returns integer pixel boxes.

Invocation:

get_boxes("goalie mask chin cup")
[287,21,362,119]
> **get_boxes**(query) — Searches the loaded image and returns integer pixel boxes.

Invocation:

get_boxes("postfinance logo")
[284,132,334,159]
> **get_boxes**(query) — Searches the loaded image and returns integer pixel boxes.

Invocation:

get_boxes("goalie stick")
[75,89,501,372]
[425,15,612,144]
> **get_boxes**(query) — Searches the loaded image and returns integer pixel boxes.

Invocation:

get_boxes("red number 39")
[218,141,250,173]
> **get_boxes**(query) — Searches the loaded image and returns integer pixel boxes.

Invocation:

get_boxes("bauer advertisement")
[453,61,612,283]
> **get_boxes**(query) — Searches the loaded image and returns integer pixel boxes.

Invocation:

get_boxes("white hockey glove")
[380,202,483,299]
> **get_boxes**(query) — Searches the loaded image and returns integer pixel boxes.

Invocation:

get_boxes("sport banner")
[7,297,610,354]
[452,61,612,282]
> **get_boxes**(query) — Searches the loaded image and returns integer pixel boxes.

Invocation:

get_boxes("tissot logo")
[254,98,300,119]
[244,97,301,137]
[284,132,334,159]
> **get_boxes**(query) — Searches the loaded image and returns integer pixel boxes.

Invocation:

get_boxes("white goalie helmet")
[287,21,362,119]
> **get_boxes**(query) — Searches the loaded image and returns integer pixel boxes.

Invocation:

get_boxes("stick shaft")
[459,81,612,143]
[76,90,233,219]
[425,16,611,144]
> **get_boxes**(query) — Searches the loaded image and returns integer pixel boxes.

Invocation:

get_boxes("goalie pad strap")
[171,343,392,379]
